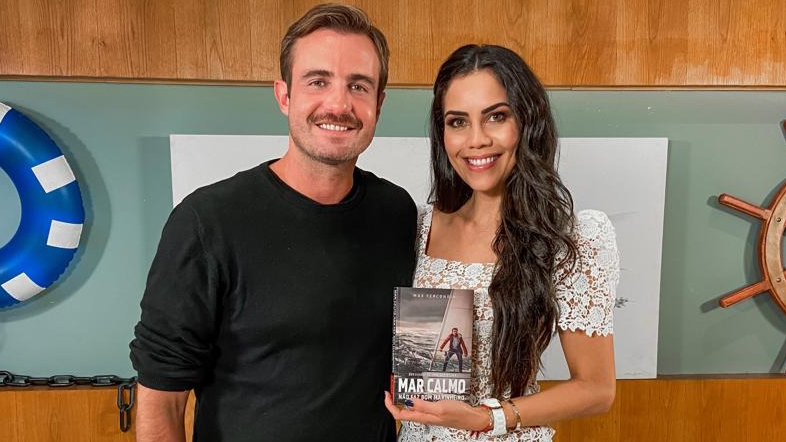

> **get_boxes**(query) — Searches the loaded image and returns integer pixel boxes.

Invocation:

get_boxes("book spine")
[391,287,400,394]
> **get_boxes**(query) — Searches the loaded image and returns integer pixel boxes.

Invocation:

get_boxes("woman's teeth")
[467,156,498,166]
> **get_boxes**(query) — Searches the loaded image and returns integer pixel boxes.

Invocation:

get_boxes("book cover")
[391,287,475,404]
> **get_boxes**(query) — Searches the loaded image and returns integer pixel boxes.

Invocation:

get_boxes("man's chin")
[291,136,371,167]
[306,150,362,167]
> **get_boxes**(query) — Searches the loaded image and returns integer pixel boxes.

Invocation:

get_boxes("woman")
[384,44,619,441]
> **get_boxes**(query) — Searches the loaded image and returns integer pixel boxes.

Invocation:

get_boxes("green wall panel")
[0,81,784,376]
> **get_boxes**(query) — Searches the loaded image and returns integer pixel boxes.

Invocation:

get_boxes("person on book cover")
[129,4,417,442]
[384,44,620,441]
[439,327,468,372]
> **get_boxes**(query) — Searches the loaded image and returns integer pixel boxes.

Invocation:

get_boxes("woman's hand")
[383,391,489,431]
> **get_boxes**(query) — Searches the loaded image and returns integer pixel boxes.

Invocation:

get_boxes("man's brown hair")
[279,3,389,97]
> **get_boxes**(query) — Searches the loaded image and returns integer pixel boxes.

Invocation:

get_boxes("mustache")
[308,112,362,129]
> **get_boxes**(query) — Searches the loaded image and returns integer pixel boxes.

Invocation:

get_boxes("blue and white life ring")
[0,102,84,308]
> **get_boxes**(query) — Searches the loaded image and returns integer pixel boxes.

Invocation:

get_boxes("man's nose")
[324,86,351,113]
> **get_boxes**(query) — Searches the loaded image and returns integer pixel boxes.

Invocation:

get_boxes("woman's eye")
[489,112,507,122]
[446,118,466,128]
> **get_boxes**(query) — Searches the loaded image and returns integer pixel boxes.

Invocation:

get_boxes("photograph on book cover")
[392,287,474,403]
[170,135,668,379]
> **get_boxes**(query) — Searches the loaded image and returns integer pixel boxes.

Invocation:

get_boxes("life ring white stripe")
[0,102,9,122]
[47,220,83,249]
[31,155,77,193]
[1,273,45,302]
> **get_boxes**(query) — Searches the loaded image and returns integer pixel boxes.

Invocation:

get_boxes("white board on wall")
[170,135,432,207]
[170,134,668,379]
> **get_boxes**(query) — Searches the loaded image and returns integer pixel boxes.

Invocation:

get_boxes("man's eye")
[309,80,326,87]
[350,84,368,92]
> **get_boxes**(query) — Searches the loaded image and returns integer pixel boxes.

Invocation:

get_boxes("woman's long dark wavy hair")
[429,45,578,397]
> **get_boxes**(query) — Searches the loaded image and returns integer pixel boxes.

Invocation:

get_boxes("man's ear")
[375,91,386,120]
[273,79,290,116]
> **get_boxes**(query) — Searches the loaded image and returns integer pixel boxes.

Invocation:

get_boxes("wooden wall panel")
[0,0,784,87]
[10,0,99,77]
[0,388,133,442]
[547,378,786,442]
[2,377,786,442]
[248,0,286,82]
[0,390,19,441]
[172,0,208,79]
[96,0,177,79]
[202,0,252,80]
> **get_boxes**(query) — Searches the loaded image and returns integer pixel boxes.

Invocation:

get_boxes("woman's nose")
[468,124,492,149]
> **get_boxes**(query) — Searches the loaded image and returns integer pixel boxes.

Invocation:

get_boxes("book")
[391,287,475,404]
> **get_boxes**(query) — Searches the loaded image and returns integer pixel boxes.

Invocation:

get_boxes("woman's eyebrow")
[444,102,509,117]
[444,110,468,117]
[481,102,509,114]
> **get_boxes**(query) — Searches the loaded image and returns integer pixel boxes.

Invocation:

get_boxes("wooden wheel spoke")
[717,121,786,316]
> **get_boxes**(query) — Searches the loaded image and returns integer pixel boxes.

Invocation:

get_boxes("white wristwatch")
[479,398,507,436]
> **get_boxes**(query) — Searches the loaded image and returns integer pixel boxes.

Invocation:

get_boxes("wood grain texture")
[1,387,133,442]
[13,0,99,77]
[96,0,177,79]
[1,0,784,86]
[546,377,786,442]
[3,377,786,442]
[0,390,19,442]
[249,0,286,82]
[0,0,22,76]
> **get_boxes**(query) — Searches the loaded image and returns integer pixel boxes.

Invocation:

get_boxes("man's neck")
[269,150,356,205]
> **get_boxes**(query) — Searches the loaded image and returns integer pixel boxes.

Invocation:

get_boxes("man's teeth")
[467,156,497,166]
[318,124,349,131]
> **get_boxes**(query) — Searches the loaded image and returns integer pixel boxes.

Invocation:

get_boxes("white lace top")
[399,205,620,442]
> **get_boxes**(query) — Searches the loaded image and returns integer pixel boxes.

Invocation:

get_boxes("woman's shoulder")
[414,204,434,253]
[416,204,436,230]
[417,203,434,217]
[573,209,617,250]
[575,209,612,227]
[557,209,619,288]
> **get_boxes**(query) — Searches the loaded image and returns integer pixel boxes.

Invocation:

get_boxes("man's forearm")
[135,384,189,442]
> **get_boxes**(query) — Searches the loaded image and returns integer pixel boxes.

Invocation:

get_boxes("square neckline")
[419,205,497,267]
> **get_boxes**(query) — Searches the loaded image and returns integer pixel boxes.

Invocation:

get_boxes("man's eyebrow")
[301,69,333,79]
[348,73,376,87]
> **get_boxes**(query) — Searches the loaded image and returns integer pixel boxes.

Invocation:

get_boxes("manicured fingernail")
[404,399,414,407]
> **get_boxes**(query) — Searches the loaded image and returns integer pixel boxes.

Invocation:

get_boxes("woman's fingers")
[384,393,477,429]
[383,391,403,418]
[383,392,435,423]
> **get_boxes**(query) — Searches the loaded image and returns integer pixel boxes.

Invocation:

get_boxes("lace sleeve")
[555,210,620,336]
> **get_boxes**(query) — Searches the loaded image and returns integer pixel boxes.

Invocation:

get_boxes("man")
[129,4,416,442]
[439,327,468,372]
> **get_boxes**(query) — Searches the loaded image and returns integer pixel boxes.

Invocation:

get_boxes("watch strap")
[479,398,507,436]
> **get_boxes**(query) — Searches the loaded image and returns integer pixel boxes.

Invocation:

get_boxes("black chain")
[117,381,136,432]
[0,370,137,432]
